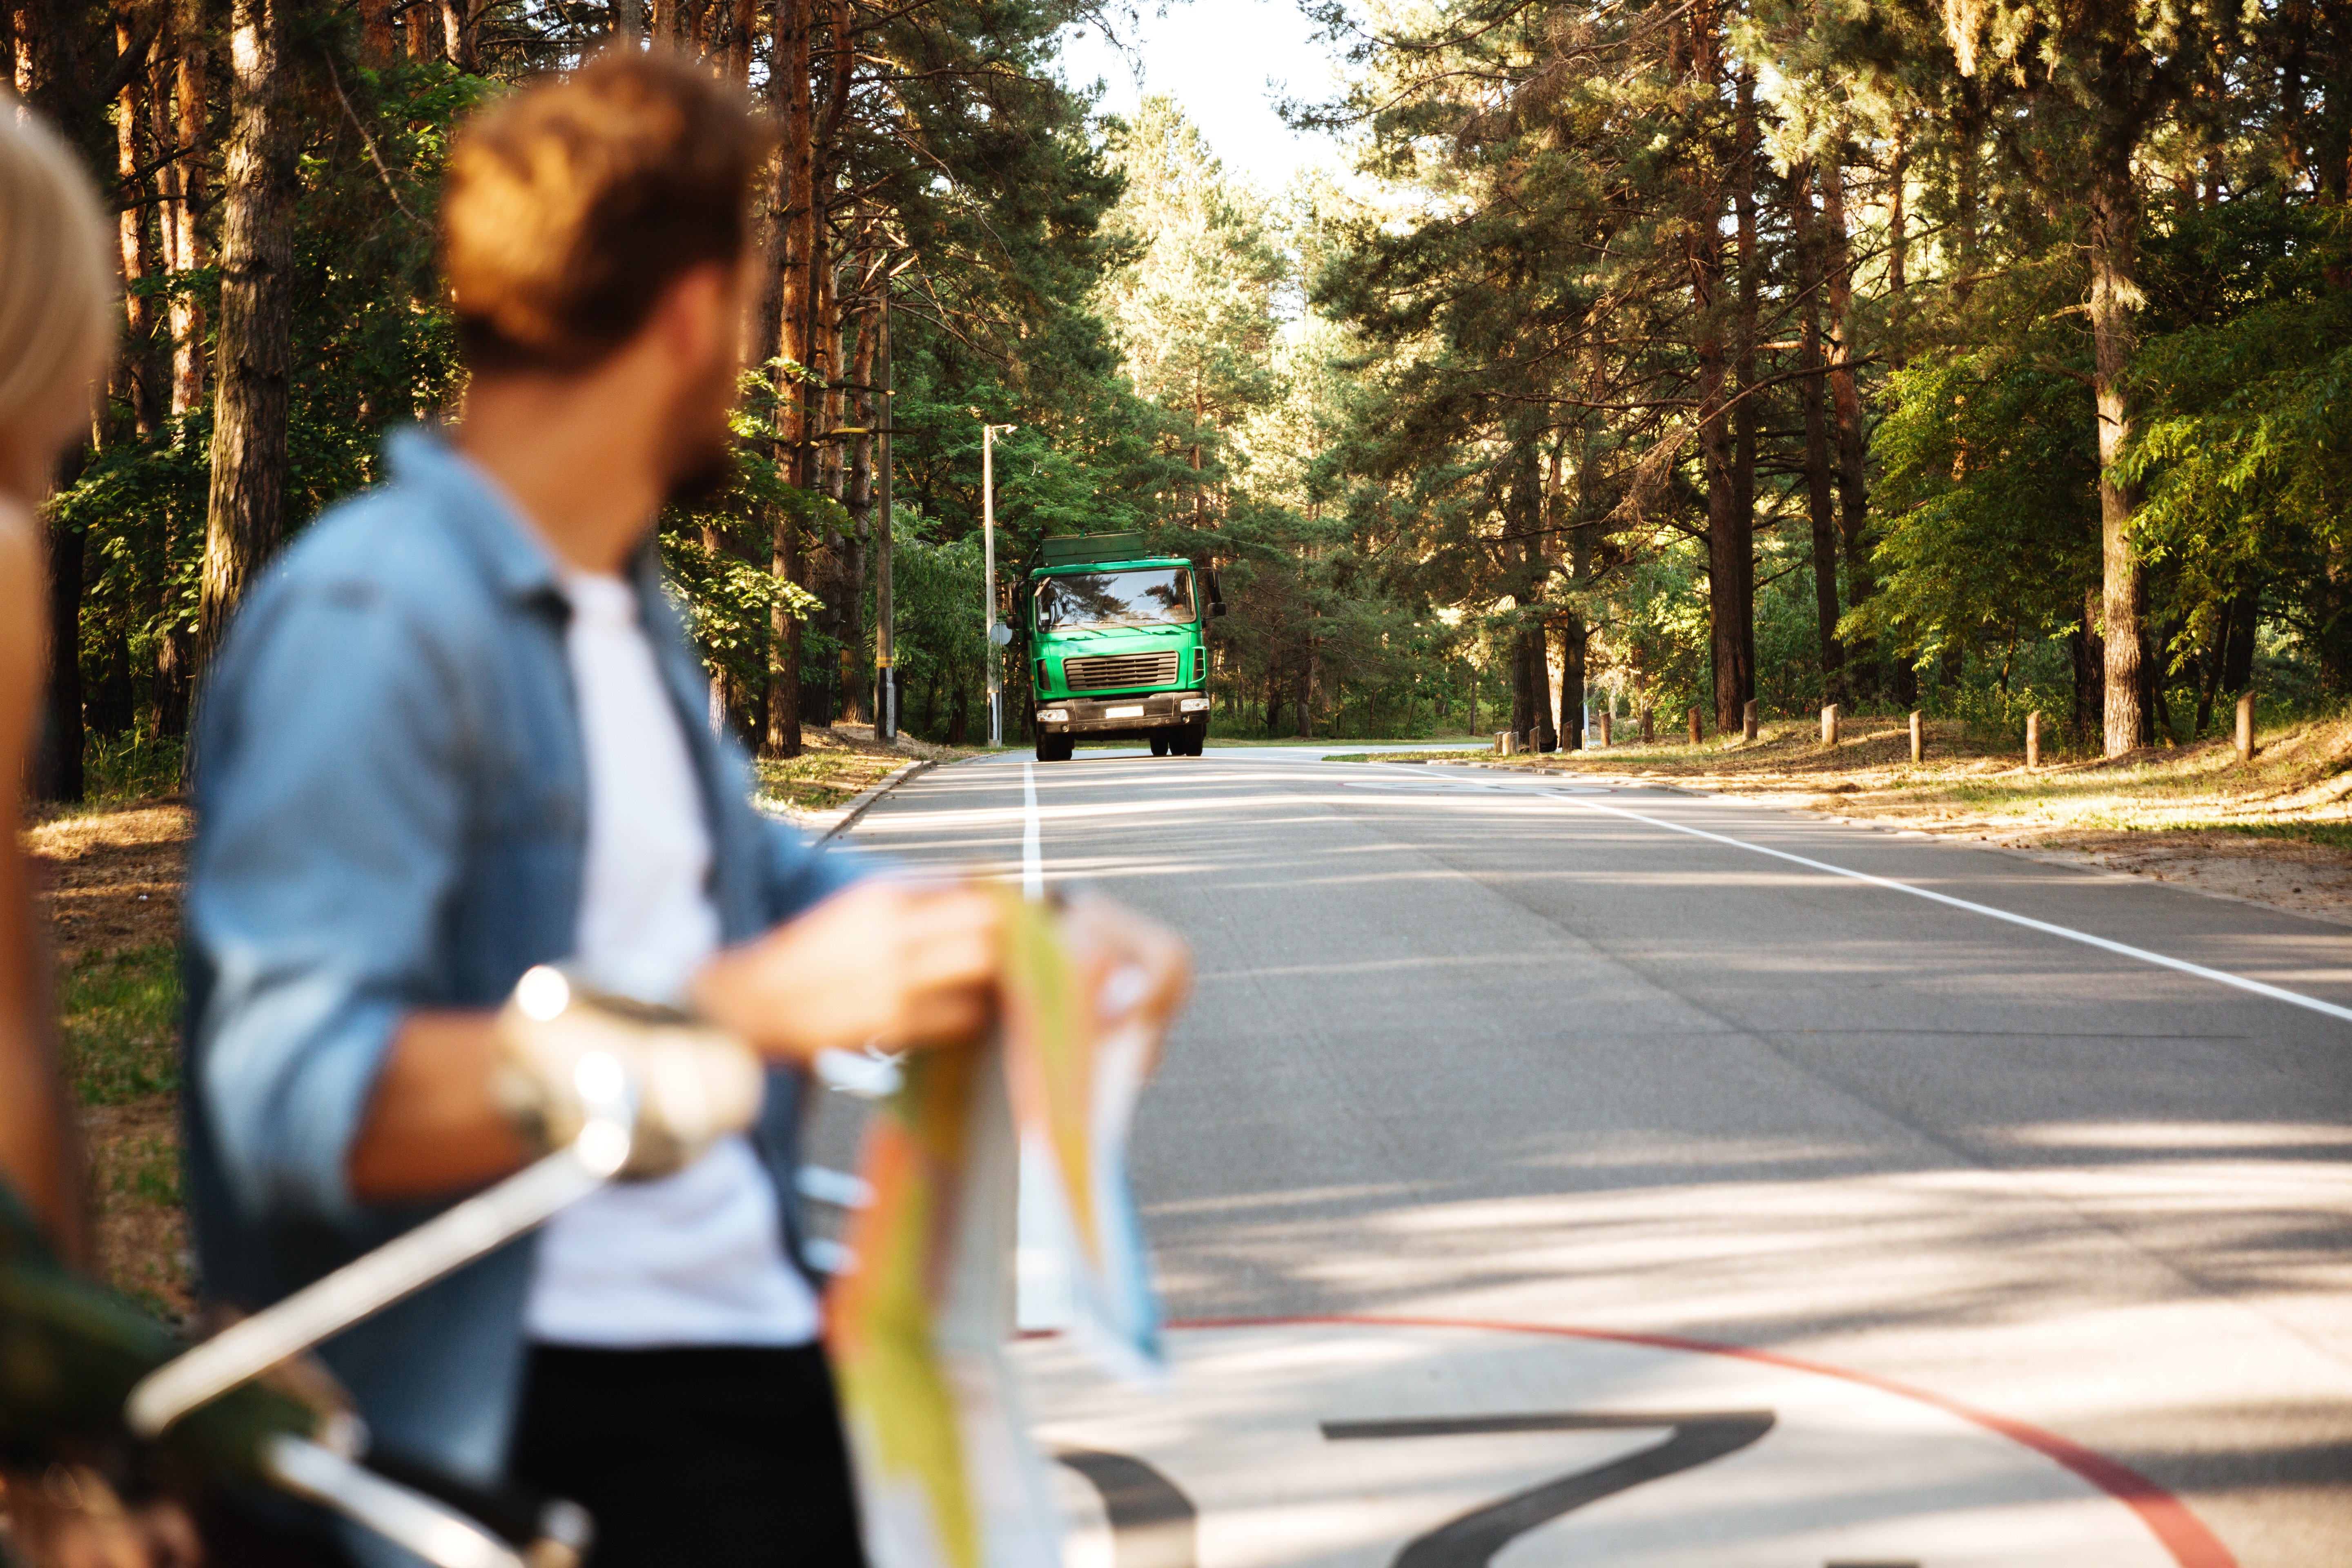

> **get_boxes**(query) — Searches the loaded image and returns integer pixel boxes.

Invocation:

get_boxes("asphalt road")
[842,744,2352,1567]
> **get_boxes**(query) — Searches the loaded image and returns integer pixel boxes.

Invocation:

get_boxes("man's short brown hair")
[441,49,775,375]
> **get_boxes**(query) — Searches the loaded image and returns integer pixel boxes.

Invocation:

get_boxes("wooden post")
[1909,709,1923,764]
[2026,710,2042,769]
[1599,710,1612,748]
[1742,698,1758,742]
[1494,730,1516,755]
[1687,706,1702,745]
[1640,704,1654,743]
[2235,690,2255,762]
[1820,703,1839,747]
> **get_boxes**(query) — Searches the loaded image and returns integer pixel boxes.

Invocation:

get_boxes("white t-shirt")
[522,568,820,1349]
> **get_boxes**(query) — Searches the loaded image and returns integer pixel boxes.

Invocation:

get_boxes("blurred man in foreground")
[183,51,1183,1568]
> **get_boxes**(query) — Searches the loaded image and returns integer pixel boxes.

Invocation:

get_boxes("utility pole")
[981,420,1016,748]
[875,295,895,740]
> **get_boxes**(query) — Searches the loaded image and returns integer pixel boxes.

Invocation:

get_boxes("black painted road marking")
[1323,1410,1776,1568]
[1057,1449,1198,1568]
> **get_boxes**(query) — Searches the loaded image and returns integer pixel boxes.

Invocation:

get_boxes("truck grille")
[1064,651,1179,691]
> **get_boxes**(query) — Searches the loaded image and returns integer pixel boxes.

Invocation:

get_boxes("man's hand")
[1056,891,1191,1057]
[691,880,1004,1060]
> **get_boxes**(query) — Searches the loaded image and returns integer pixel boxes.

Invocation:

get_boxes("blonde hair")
[0,96,115,442]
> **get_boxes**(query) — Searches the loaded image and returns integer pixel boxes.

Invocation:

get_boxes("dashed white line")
[1546,790,2352,1027]
[1022,759,1043,900]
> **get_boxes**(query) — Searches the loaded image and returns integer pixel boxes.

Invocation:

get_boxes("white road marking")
[1024,759,1044,900]
[1019,1322,2212,1568]
[1546,790,2352,1027]
[1018,757,1062,1329]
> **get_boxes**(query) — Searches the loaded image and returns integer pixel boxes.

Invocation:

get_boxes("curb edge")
[819,757,933,840]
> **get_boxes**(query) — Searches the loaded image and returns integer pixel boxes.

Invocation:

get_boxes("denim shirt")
[182,430,861,1522]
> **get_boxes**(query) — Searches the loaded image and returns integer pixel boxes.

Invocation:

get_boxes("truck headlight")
[1037,709,1069,724]
[1179,697,1209,713]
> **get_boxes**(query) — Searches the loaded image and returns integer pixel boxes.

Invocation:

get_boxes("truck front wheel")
[1035,733,1072,762]
[1177,720,1206,757]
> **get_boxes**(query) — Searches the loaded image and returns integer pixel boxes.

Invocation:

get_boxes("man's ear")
[653,263,735,370]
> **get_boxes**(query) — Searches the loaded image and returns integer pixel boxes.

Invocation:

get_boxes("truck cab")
[1024,533,1223,762]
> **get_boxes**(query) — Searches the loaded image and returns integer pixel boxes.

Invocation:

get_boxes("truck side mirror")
[1210,600,1227,618]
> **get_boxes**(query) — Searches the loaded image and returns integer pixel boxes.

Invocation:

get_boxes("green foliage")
[885,516,989,743]
[1859,350,2100,666]
[79,735,187,808]
[2124,276,2352,672]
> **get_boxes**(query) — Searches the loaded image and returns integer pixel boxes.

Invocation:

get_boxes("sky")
[1056,0,1350,195]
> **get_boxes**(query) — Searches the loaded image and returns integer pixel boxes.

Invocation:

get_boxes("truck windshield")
[1034,568,1195,630]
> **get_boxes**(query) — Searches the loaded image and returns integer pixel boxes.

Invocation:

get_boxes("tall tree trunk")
[1952,88,1982,307]
[763,0,814,758]
[1545,441,1577,751]
[441,0,476,71]
[150,0,205,737]
[1885,123,1917,707]
[1795,160,1843,705]
[166,0,209,419]
[359,0,395,60]
[1297,637,1316,739]
[702,518,733,739]
[1886,123,1909,374]
[114,11,162,438]
[87,626,132,737]
[1731,69,1758,581]
[874,289,894,737]
[721,0,754,81]
[1517,445,1554,751]
[38,514,86,803]
[1682,3,1744,735]
[2090,153,2144,757]
[2221,585,2258,694]
[842,256,875,725]
[811,248,842,725]
[198,0,298,672]
[2074,586,2105,741]
[1823,151,1873,698]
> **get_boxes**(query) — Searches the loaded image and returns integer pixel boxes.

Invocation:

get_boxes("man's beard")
[658,345,741,512]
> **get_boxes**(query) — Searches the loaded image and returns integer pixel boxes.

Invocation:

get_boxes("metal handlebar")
[120,1057,639,1566]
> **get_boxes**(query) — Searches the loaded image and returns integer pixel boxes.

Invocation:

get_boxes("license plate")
[1103,705,1145,719]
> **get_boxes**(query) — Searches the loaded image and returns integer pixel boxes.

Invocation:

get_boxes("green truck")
[1022,533,1224,762]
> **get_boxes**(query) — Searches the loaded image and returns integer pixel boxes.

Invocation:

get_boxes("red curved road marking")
[1163,1313,2238,1568]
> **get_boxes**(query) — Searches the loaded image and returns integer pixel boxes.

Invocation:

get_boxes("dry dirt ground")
[24,802,194,1316]
[1377,713,2352,927]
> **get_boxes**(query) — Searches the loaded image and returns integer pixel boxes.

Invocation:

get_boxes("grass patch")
[2177,820,2352,850]
[108,1134,183,1206]
[755,749,904,813]
[1322,749,1493,764]
[750,725,949,814]
[58,943,180,1105]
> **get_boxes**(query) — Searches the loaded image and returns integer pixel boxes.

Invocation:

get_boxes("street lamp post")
[981,421,1016,748]
[875,296,895,740]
